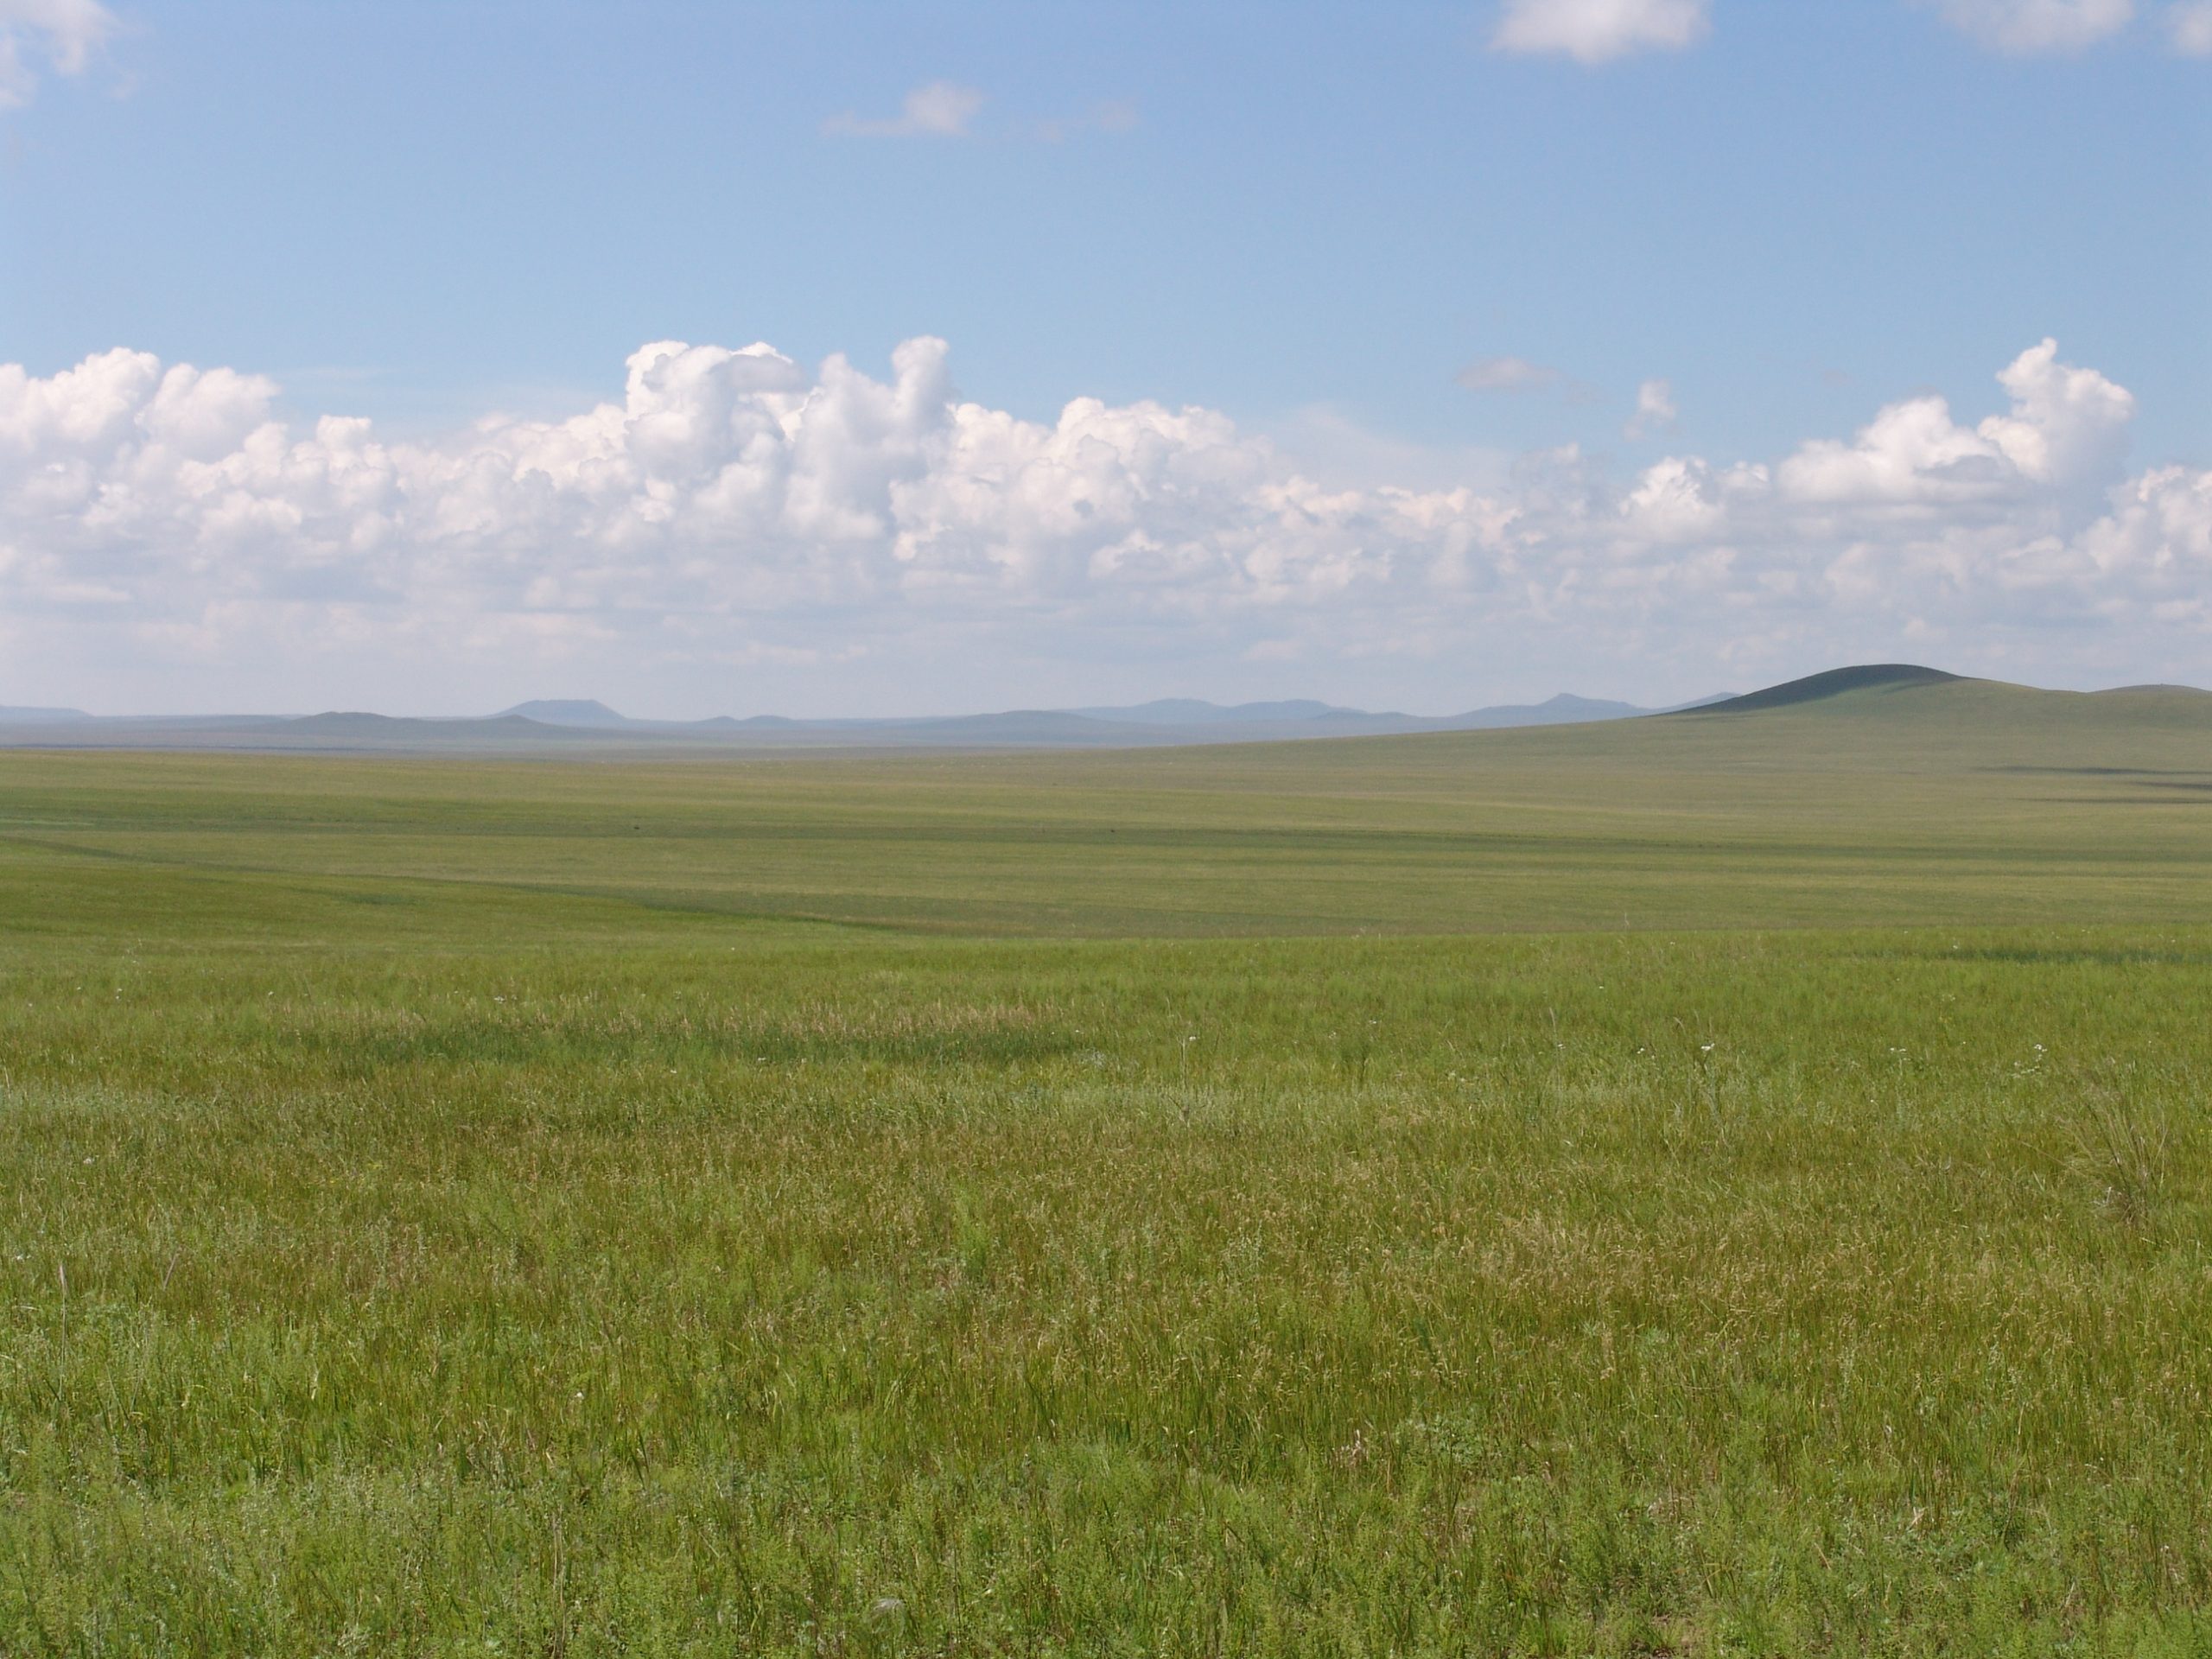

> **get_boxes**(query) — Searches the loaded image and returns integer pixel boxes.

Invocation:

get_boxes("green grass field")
[4,678,2211,1654]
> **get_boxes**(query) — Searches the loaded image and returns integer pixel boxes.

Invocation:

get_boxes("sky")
[2,0,2209,717]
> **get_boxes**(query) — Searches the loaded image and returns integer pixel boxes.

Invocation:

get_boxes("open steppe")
[4,673,2211,1654]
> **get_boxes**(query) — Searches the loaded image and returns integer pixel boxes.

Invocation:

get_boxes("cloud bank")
[1,334,2206,710]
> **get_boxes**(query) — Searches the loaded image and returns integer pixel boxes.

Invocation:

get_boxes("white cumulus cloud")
[1928,0,2136,53]
[2,334,2206,709]
[1777,340,2133,505]
[1492,0,1712,63]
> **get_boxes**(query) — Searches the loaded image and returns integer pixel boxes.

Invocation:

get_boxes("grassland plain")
[3,678,2212,1655]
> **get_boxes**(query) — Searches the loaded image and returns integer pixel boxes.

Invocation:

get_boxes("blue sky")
[3,0,2209,715]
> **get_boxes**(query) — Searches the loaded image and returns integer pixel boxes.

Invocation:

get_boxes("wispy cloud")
[2168,0,2212,52]
[1624,378,1679,439]
[823,79,984,139]
[1925,0,2135,54]
[1491,0,1712,64]
[1037,99,1140,143]
[1456,355,1605,407]
[0,0,119,109]
[1457,355,1565,394]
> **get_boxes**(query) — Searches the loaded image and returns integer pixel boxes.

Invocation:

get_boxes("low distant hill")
[1062,690,1692,736]
[493,699,636,728]
[1067,698,1357,726]
[0,705,92,723]
[1447,693,1649,728]
[278,712,573,744]
[1610,665,2212,781]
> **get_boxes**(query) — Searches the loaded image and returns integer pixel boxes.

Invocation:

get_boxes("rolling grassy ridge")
[3,678,2210,1654]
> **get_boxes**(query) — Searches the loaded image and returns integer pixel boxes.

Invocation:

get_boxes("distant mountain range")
[0,687,1722,752]
[1058,692,1697,732]
[472,690,1732,744]
[4,667,2202,753]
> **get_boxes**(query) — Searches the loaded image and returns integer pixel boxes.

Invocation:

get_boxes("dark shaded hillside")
[1681,664,1964,715]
